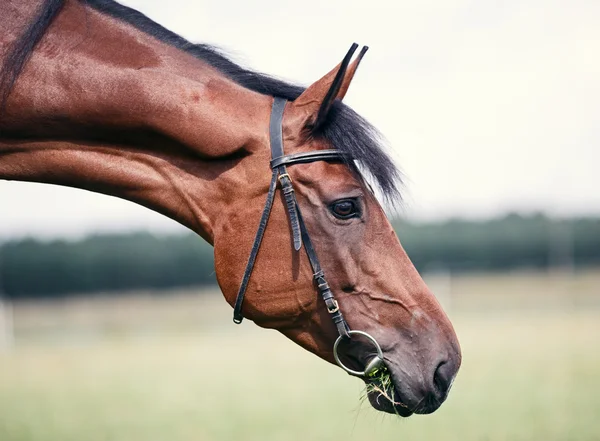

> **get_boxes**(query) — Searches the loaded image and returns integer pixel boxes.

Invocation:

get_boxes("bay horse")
[0,0,461,416]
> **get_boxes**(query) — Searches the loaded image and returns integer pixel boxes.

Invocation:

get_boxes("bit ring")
[333,330,384,377]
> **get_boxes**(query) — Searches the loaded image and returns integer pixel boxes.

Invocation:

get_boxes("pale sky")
[1,0,598,239]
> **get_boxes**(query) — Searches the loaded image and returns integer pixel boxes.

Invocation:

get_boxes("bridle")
[232,97,384,378]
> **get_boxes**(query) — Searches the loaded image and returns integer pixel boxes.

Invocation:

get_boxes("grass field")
[0,269,599,441]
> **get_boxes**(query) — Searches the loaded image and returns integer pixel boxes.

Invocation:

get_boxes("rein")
[232,97,384,377]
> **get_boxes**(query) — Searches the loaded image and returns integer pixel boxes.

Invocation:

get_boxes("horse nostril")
[433,360,454,398]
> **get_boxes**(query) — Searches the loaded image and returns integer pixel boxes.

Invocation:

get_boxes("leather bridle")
[232,97,384,378]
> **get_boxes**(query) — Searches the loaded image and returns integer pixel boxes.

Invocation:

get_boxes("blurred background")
[0,0,598,440]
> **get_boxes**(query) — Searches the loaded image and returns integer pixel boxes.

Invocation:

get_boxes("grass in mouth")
[361,366,408,415]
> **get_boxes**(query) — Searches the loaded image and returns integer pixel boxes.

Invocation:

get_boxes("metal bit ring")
[333,330,384,377]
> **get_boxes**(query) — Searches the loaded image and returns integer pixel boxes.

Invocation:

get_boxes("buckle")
[278,173,292,183]
[327,300,340,314]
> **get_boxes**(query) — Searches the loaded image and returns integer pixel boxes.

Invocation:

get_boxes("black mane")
[0,0,64,109]
[1,0,401,202]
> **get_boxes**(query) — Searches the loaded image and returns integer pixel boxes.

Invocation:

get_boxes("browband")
[270,150,348,168]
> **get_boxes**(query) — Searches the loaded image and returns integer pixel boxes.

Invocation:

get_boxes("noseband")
[232,97,384,377]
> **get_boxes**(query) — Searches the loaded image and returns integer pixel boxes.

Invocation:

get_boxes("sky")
[0,0,598,239]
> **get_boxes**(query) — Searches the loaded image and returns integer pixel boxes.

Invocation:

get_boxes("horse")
[0,0,461,416]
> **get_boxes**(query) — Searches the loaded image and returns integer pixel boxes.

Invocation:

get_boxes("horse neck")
[0,0,272,242]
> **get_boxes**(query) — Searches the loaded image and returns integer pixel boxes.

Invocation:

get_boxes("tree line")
[1,214,598,299]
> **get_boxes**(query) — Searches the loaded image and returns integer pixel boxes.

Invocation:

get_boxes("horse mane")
[0,0,64,110]
[0,0,401,202]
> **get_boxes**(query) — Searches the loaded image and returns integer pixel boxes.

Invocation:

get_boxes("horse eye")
[330,199,359,219]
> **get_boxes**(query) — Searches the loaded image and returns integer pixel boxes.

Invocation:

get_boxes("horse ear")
[289,44,368,132]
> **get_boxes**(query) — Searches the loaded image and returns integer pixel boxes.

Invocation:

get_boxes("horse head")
[214,45,461,416]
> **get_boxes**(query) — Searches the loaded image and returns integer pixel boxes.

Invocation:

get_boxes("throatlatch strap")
[233,97,294,323]
[233,170,278,323]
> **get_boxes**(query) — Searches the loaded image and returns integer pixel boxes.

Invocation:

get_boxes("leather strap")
[233,169,278,324]
[232,97,350,339]
[233,97,290,323]
[270,150,347,168]
[269,97,287,159]
[295,202,350,338]
[270,98,302,250]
